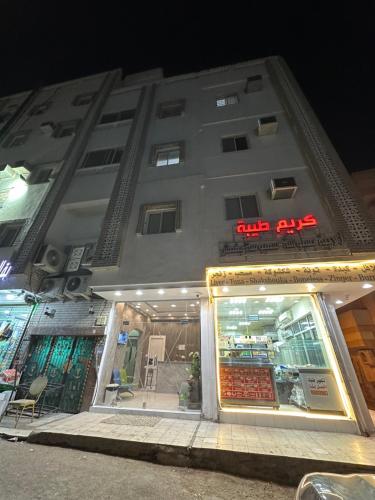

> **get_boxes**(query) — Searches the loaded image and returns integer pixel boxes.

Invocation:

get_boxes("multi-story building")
[1,57,375,435]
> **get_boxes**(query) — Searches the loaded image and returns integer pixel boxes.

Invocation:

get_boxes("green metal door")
[22,336,53,384]
[44,337,75,409]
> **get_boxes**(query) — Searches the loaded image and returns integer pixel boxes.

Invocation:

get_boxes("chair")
[112,368,134,398]
[1,375,48,427]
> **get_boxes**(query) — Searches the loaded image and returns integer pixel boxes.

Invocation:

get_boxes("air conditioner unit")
[277,310,293,327]
[34,244,66,274]
[258,116,278,136]
[40,122,55,135]
[81,243,97,267]
[64,275,91,300]
[38,277,66,300]
[65,246,86,273]
[270,177,298,200]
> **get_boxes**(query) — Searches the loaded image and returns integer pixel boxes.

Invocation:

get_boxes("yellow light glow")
[8,178,28,201]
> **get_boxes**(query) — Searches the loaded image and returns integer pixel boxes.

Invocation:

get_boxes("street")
[0,439,295,499]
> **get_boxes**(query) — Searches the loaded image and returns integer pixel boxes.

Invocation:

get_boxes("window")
[99,109,135,125]
[81,148,123,169]
[216,95,238,107]
[258,116,278,136]
[245,74,263,93]
[221,135,248,153]
[29,103,50,116]
[225,195,259,220]
[157,99,185,119]
[151,142,184,167]
[72,92,96,106]
[53,120,80,138]
[0,222,23,247]
[3,131,30,148]
[136,201,181,235]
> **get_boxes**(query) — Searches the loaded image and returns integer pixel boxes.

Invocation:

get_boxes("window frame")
[224,194,260,220]
[150,141,185,167]
[136,201,182,235]
[157,99,185,119]
[99,109,136,125]
[216,94,239,108]
[0,221,24,247]
[81,147,124,169]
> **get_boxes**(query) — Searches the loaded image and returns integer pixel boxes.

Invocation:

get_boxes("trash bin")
[104,383,119,405]
[296,473,375,499]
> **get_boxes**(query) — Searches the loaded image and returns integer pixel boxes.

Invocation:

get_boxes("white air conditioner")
[64,275,91,299]
[40,122,55,135]
[38,277,66,300]
[270,177,298,200]
[34,244,66,274]
[81,243,97,267]
[277,310,293,327]
[257,116,278,136]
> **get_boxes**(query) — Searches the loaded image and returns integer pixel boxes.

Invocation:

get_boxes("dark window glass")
[241,195,259,218]
[119,109,135,120]
[0,225,22,247]
[100,110,135,124]
[147,213,161,234]
[82,148,123,168]
[161,211,176,233]
[235,136,248,151]
[33,169,52,184]
[225,198,242,220]
[222,137,235,153]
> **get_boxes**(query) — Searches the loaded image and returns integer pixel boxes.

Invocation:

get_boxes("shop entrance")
[21,335,100,413]
[108,299,201,412]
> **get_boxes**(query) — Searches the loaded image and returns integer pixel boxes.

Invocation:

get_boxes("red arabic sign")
[236,214,317,238]
[220,365,277,403]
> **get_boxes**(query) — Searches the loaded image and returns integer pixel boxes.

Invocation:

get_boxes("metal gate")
[21,335,98,413]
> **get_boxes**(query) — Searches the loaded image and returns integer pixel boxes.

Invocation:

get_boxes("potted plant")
[187,351,201,410]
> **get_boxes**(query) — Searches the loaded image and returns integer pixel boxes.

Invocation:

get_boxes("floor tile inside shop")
[17,411,375,466]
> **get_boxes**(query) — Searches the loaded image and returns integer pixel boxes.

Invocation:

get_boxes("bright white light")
[168,313,171,316]
[152,314,156,317]
[171,304,176,308]
[265,296,284,303]
[335,300,343,305]
[146,309,149,312]
[135,306,140,309]
[258,308,273,315]
[259,286,266,292]
[181,288,188,294]
[307,283,316,292]
[222,287,229,293]
[114,291,122,296]
[8,178,28,201]
[239,321,251,326]
[362,283,373,289]
[6,294,15,300]
[137,303,141,306]
[4,310,10,314]
[229,309,243,316]
[136,290,143,296]
[196,301,199,305]
[184,313,187,316]
[153,305,158,308]
[229,298,247,304]
[226,325,237,330]
[158,289,165,295]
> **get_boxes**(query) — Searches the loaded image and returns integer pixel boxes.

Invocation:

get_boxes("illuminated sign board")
[0,260,12,280]
[236,214,317,238]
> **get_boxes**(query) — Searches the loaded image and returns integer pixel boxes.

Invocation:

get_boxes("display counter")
[219,358,279,408]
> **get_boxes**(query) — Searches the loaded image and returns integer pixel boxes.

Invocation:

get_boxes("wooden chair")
[1,375,48,427]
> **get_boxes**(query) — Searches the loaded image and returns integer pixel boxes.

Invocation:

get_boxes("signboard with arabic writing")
[208,261,375,287]
[236,214,318,238]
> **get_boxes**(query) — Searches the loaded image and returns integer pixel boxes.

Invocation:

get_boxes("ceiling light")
[171,304,176,308]
[146,309,149,312]
[136,290,143,296]
[4,310,10,315]
[258,308,273,315]
[294,300,299,303]
[335,300,343,305]
[137,303,141,306]
[222,287,229,293]
[168,313,171,316]
[254,300,259,304]
[190,304,195,307]
[362,283,373,289]
[265,296,284,303]
[152,314,156,317]
[239,321,251,326]
[184,313,187,316]
[135,306,140,309]
[158,289,165,295]
[181,288,188,294]
[196,301,199,304]
[153,305,158,308]
[229,298,246,304]
[259,286,266,292]
[114,291,122,296]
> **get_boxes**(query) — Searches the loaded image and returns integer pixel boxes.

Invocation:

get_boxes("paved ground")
[0,440,295,500]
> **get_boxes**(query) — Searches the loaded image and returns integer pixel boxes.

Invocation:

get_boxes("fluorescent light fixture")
[362,283,373,289]
[181,288,188,294]
[153,305,158,308]
[265,296,284,303]
[190,303,195,307]
[135,306,140,309]
[258,308,273,315]
[335,300,343,305]
[114,291,122,296]
[258,286,266,292]
[226,325,237,330]
[239,321,251,326]
[135,290,143,296]
[222,287,229,292]
[229,298,246,304]
[158,289,165,295]
[171,304,176,308]
[4,310,10,314]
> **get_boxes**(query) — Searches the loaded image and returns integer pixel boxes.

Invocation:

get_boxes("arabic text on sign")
[236,214,318,238]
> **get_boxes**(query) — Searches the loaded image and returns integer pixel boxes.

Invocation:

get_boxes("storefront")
[207,259,375,435]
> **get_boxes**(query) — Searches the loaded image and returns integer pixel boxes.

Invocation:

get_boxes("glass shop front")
[216,294,349,416]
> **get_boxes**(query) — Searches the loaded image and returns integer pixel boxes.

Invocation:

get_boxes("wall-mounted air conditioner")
[64,275,91,300]
[38,277,66,300]
[270,177,298,200]
[34,244,66,274]
[40,122,55,136]
[257,116,278,136]
[277,310,293,328]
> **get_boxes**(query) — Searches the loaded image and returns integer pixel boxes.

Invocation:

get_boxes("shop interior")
[106,298,201,412]
[217,294,346,415]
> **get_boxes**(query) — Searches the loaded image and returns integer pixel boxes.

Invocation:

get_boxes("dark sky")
[0,1,374,173]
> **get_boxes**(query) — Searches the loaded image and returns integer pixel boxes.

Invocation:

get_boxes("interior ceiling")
[128,299,200,320]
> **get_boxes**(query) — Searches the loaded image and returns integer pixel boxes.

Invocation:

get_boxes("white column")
[93,302,124,405]
[200,298,218,421]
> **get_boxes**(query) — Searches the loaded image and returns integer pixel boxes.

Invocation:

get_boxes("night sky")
[1,2,374,173]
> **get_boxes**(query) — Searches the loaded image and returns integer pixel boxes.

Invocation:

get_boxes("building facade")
[0,57,374,435]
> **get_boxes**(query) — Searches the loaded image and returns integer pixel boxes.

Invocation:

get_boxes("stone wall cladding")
[266,56,375,252]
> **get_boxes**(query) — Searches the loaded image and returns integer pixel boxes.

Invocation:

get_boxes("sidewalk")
[13,411,374,486]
